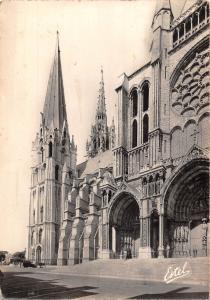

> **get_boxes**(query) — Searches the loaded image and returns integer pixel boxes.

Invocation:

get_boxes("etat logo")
[164,262,191,284]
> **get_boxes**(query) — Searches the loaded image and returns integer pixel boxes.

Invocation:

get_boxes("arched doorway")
[36,246,42,264]
[164,158,209,258]
[109,192,140,258]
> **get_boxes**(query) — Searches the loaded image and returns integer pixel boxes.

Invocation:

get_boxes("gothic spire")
[43,31,67,131]
[97,66,106,115]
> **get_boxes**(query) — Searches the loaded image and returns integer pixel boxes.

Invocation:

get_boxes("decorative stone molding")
[171,49,209,116]
[178,144,208,167]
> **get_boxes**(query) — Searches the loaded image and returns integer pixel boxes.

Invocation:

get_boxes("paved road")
[0,266,208,299]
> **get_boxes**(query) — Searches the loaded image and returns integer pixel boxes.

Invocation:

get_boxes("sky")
[0,0,184,253]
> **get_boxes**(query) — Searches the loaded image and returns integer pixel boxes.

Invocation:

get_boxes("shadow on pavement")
[128,287,209,299]
[0,271,98,299]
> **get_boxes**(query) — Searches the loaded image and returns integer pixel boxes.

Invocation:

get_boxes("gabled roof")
[43,33,67,130]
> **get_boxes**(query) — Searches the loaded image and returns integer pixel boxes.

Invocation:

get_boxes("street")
[0,266,209,299]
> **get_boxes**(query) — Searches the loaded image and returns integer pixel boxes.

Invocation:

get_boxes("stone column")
[190,18,193,34]
[147,216,151,248]
[204,6,207,20]
[138,88,142,145]
[138,215,152,258]
[139,216,143,247]
[158,208,164,258]
[100,207,111,259]
[112,226,116,254]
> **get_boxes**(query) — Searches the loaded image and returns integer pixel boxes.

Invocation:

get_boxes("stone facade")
[28,0,209,265]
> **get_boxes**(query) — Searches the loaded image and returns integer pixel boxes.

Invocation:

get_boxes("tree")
[0,251,7,263]
[11,250,26,264]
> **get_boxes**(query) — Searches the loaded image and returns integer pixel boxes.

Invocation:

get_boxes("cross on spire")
[191,128,199,144]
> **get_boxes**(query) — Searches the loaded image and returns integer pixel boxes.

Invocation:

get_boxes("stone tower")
[86,68,115,157]
[28,33,77,265]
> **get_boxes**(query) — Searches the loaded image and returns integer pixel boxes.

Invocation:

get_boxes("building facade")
[28,0,209,265]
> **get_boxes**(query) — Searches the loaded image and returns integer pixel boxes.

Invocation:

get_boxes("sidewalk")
[4,257,208,287]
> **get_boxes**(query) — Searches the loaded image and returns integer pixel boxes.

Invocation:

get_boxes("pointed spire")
[97,66,106,114]
[57,30,60,52]
[43,32,67,131]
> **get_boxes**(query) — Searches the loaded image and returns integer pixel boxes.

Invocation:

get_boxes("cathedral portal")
[108,192,140,258]
[163,157,209,258]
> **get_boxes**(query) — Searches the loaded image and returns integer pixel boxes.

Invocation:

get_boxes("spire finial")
[56,30,60,52]
[101,65,104,81]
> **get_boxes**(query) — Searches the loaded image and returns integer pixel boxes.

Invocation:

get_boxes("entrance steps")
[46,257,209,285]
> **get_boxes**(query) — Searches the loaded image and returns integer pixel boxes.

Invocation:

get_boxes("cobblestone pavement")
[0,266,208,299]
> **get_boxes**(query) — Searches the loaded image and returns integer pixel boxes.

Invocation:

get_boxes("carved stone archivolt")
[171,49,209,116]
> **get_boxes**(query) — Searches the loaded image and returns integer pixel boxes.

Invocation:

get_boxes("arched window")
[173,29,178,43]
[132,120,138,148]
[93,139,96,150]
[142,178,147,197]
[192,13,198,27]
[55,165,59,181]
[155,174,160,194]
[199,6,205,23]
[108,191,112,203]
[64,129,66,138]
[179,23,184,38]
[38,229,42,243]
[142,82,149,112]
[131,89,138,117]
[143,114,149,143]
[40,147,44,163]
[148,176,153,196]
[186,18,191,33]
[106,137,109,149]
[40,206,43,223]
[102,190,107,207]
[48,142,53,157]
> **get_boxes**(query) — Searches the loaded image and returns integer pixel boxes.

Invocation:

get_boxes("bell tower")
[150,0,173,135]
[28,32,77,265]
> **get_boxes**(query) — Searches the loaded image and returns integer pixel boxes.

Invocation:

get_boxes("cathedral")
[28,0,209,265]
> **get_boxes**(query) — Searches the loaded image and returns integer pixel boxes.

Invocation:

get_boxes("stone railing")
[172,1,209,49]
[128,143,149,176]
